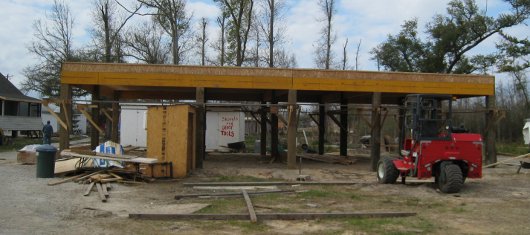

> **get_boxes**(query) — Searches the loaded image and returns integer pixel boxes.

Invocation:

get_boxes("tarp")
[93,141,124,168]
[523,119,530,145]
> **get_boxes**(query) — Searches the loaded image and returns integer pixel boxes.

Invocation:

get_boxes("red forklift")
[377,94,483,193]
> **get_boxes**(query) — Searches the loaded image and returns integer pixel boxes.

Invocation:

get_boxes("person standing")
[42,121,53,144]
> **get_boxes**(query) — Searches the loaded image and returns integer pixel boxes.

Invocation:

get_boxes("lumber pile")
[48,169,152,202]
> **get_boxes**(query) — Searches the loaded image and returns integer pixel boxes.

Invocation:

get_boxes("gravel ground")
[1,150,529,234]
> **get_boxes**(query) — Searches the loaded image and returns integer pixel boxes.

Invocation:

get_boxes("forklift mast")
[400,94,453,154]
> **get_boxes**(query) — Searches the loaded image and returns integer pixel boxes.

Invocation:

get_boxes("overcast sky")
[0,0,527,97]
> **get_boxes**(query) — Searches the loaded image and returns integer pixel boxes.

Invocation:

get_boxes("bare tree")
[92,0,141,63]
[210,13,228,66]
[22,0,77,97]
[124,21,169,64]
[139,0,193,65]
[196,17,209,66]
[215,0,255,66]
[260,0,286,68]
[355,39,362,70]
[341,38,348,70]
[314,0,336,69]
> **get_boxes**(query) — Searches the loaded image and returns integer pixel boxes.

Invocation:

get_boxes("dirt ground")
[1,150,529,235]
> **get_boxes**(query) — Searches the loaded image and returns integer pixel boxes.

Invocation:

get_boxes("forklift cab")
[401,94,453,152]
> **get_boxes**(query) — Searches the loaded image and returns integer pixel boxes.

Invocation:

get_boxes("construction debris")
[483,153,530,168]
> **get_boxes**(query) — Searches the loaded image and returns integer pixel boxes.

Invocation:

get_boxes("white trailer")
[119,105,245,151]
[119,105,147,147]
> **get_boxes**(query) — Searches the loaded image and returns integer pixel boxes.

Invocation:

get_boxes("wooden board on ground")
[129,212,417,220]
[54,158,82,174]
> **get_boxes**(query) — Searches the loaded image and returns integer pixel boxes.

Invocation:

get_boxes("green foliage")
[0,137,43,152]
[497,142,530,155]
[372,0,530,74]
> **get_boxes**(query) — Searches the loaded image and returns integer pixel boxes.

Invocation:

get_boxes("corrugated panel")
[0,116,43,131]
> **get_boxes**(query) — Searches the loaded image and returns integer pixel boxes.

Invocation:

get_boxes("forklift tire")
[438,162,464,193]
[377,157,399,184]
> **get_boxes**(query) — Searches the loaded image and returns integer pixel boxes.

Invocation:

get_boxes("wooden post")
[59,84,72,151]
[270,91,279,160]
[287,90,297,169]
[485,95,497,165]
[371,92,382,171]
[260,101,267,156]
[340,94,348,156]
[195,87,206,169]
[90,86,100,150]
[318,100,326,155]
[111,91,120,143]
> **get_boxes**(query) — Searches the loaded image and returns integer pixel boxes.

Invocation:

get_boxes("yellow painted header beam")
[61,62,494,96]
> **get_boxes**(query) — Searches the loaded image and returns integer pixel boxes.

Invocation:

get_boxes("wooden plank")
[54,158,82,174]
[100,178,121,183]
[129,212,416,220]
[78,108,105,134]
[95,183,107,202]
[60,151,158,164]
[83,182,95,196]
[101,183,110,197]
[48,172,89,186]
[183,181,361,187]
[174,190,296,200]
[76,170,106,181]
[42,102,67,130]
[483,153,530,168]
[108,172,123,180]
[242,189,258,223]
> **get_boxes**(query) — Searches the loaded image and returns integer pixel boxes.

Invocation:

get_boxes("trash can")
[36,145,57,178]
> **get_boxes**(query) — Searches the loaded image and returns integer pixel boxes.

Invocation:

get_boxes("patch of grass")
[497,142,530,156]
[195,198,245,214]
[345,217,435,234]
[215,175,272,182]
[226,221,267,232]
[350,194,363,200]
[0,137,42,152]
[298,189,334,198]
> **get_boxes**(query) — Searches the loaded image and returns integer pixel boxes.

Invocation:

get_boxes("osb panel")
[146,106,164,162]
[165,105,190,178]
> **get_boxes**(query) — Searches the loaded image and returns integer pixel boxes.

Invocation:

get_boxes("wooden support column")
[195,87,206,169]
[370,92,382,171]
[270,92,279,160]
[260,101,267,156]
[59,84,72,151]
[485,95,497,165]
[287,90,297,169]
[318,100,326,155]
[111,91,120,143]
[340,94,348,156]
[90,86,100,150]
